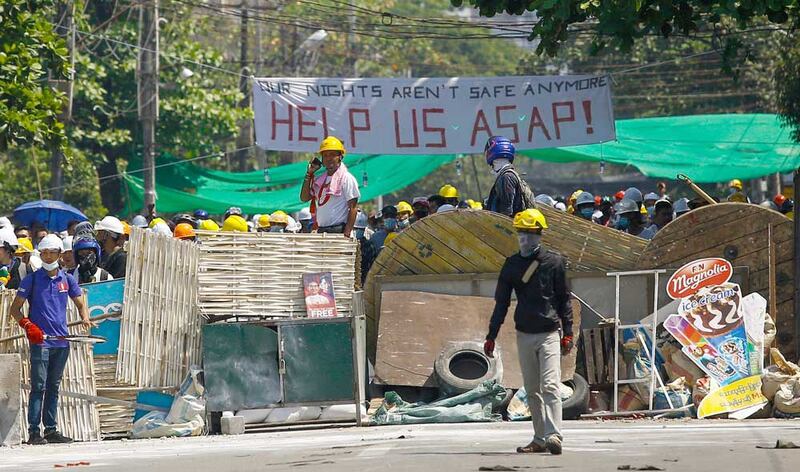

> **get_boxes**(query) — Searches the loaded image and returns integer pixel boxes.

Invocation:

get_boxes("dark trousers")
[317,223,345,234]
[28,345,70,435]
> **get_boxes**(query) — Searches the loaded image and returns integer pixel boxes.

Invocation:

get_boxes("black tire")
[434,341,503,396]
[561,373,589,420]
[494,388,515,418]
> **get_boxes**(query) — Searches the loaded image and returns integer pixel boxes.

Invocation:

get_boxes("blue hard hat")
[194,209,209,220]
[73,237,102,260]
[484,136,516,166]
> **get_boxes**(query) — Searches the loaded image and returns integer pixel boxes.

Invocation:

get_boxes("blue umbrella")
[13,200,88,232]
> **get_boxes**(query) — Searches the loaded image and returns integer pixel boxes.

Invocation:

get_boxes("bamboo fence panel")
[116,228,202,388]
[195,231,358,318]
[0,289,100,442]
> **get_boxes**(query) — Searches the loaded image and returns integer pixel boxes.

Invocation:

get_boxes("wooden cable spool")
[364,207,648,362]
[637,202,794,358]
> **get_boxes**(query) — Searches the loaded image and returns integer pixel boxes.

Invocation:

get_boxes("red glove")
[484,339,495,358]
[18,318,44,345]
[560,335,574,355]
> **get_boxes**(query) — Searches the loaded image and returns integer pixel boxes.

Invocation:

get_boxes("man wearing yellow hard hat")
[483,208,573,456]
[299,136,360,238]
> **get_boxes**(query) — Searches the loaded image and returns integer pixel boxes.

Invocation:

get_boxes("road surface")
[2,420,800,471]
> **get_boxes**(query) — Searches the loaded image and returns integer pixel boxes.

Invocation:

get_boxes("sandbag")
[236,409,272,424]
[653,377,691,410]
[618,386,645,412]
[166,394,205,424]
[762,365,800,402]
[318,404,368,422]
[265,406,322,423]
[693,377,712,406]
[132,411,204,439]
[775,380,800,414]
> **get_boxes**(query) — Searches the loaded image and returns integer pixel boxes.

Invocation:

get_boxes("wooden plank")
[582,329,597,384]
[403,222,483,273]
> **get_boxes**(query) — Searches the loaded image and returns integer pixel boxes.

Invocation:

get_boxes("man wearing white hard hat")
[95,216,127,279]
[8,234,92,445]
[60,236,76,271]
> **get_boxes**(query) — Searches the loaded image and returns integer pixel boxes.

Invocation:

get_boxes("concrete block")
[220,415,245,435]
[0,354,21,447]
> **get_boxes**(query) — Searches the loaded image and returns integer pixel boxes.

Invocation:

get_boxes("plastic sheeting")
[371,380,506,425]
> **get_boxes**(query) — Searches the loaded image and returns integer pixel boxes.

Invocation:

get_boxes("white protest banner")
[253,76,615,154]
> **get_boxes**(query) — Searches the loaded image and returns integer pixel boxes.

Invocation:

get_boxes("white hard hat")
[297,207,312,221]
[151,222,172,236]
[0,217,11,229]
[0,227,19,249]
[354,211,368,229]
[286,215,301,233]
[437,204,455,213]
[63,236,74,252]
[38,234,63,252]
[95,216,124,235]
[131,215,148,228]
[555,202,567,212]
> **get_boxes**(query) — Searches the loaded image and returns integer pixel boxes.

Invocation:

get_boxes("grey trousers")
[516,330,562,445]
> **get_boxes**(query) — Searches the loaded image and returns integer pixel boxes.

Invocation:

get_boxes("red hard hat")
[594,195,602,206]
[615,191,625,201]
[774,194,787,206]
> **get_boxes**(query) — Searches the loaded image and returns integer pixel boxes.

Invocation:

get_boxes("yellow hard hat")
[396,201,413,215]
[640,204,648,215]
[469,200,483,210]
[439,184,459,199]
[270,210,289,225]
[222,215,248,232]
[149,217,166,229]
[15,237,33,255]
[385,232,399,245]
[121,221,131,236]
[257,214,271,228]
[513,209,548,231]
[569,190,584,204]
[319,136,345,155]
[198,219,220,231]
[729,179,743,191]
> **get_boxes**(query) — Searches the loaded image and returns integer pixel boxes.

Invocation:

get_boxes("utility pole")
[348,4,357,77]
[50,0,75,201]
[235,0,253,172]
[138,0,159,213]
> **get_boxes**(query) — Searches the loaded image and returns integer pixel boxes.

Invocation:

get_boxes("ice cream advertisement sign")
[664,258,767,417]
[667,258,733,300]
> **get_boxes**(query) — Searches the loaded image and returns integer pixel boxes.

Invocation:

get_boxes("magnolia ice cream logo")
[667,258,733,299]
[679,282,743,337]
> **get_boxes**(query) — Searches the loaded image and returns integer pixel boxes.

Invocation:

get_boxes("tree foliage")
[0,0,68,151]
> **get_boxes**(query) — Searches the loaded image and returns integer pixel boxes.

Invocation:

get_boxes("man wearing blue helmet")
[70,237,112,284]
[193,209,209,220]
[485,136,531,217]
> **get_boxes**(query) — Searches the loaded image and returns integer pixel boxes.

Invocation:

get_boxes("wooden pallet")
[582,324,616,386]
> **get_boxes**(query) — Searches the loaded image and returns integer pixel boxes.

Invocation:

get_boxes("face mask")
[579,208,594,220]
[269,226,285,233]
[78,252,97,273]
[384,218,398,231]
[646,206,655,218]
[518,232,541,257]
[414,210,428,220]
[397,218,410,229]
[42,260,60,271]
[616,216,631,230]
[491,158,511,176]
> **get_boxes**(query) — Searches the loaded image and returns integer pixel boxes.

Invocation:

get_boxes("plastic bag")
[506,385,573,421]
[132,411,204,439]
[318,404,368,422]
[166,394,205,424]
[265,406,322,423]
[653,377,691,410]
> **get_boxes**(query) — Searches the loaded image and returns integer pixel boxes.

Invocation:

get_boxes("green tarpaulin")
[522,113,800,183]
[123,153,456,214]
[123,114,799,213]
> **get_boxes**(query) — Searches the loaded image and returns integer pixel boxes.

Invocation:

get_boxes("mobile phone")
[312,157,322,166]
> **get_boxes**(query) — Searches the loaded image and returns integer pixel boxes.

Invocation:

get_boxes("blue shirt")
[17,269,81,348]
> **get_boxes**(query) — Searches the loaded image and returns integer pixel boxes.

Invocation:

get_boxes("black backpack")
[499,167,536,210]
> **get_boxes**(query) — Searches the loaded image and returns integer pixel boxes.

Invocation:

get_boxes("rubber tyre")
[561,373,589,420]
[434,341,503,396]
[494,388,515,417]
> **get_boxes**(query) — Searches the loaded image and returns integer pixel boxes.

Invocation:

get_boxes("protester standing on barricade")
[299,136,360,238]
[484,136,529,217]
[484,209,573,455]
[95,216,127,279]
[9,234,93,445]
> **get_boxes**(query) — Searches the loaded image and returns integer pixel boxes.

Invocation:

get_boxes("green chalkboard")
[203,324,281,411]
[282,321,355,403]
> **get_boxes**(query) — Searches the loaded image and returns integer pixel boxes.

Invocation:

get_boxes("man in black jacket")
[485,136,525,217]
[484,208,573,455]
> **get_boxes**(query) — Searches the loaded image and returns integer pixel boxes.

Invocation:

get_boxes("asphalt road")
[3,420,800,472]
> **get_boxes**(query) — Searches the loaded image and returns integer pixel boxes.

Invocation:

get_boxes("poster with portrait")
[302,272,338,318]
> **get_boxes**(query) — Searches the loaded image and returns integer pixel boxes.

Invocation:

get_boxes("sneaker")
[27,433,48,445]
[44,430,73,444]
[516,441,547,453]
[545,436,562,455]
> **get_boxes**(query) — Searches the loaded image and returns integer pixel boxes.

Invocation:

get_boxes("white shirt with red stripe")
[312,171,360,227]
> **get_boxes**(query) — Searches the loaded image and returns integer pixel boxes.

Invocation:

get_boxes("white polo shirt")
[312,170,360,227]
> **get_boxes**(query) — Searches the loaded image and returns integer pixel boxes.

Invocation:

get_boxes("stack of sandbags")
[763,349,800,416]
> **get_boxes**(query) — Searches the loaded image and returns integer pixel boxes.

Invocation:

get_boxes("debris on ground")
[756,439,800,449]
[478,466,530,471]
[617,466,664,471]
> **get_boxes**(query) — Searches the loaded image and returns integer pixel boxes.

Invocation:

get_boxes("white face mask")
[518,232,541,257]
[491,158,512,176]
[42,260,60,271]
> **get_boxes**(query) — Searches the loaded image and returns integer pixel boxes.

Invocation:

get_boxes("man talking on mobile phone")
[299,136,360,238]
[8,234,93,445]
